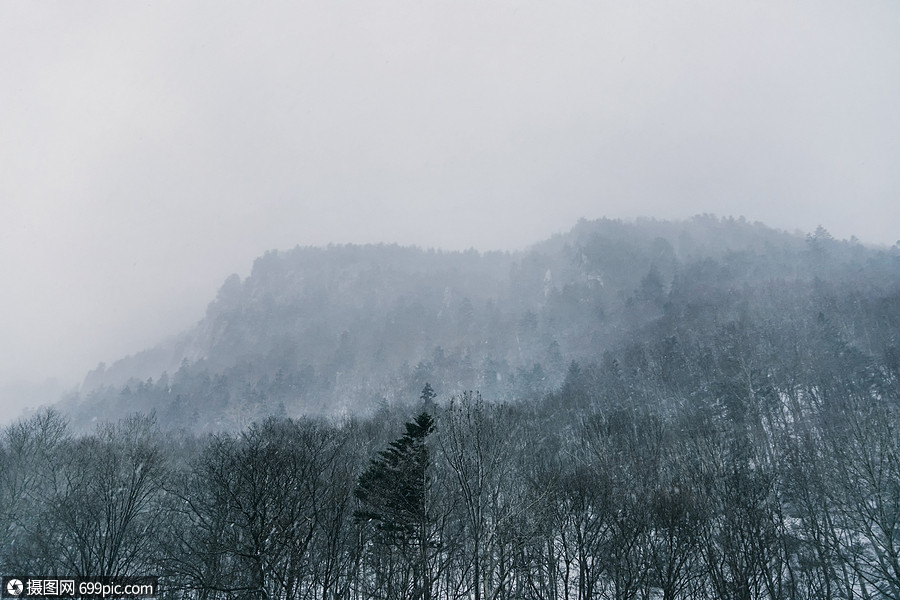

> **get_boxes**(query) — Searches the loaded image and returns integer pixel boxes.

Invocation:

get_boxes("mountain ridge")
[62,215,900,431]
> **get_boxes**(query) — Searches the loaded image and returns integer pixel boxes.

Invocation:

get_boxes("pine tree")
[355,412,436,600]
[420,383,436,411]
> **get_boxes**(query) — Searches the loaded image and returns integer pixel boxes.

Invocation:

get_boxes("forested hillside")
[2,216,900,598]
[59,216,897,431]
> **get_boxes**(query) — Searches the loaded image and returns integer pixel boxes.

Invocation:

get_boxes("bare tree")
[165,417,333,600]
[0,409,71,574]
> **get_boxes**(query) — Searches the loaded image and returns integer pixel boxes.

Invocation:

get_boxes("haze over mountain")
[3,3,899,595]
[2,1,899,419]
[56,216,900,431]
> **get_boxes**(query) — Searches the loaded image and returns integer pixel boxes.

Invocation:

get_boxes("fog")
[1,0,898,415]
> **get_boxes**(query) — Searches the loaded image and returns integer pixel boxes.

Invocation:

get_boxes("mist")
[1,0,898,416]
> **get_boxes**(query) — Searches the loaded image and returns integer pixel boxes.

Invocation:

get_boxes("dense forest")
[2,216,899,599]
[58,216,899,431]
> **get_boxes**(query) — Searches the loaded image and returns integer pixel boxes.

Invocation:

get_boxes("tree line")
[2,365,897,599]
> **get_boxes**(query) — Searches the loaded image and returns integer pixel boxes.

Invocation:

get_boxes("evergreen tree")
[355,412,436,600]
[420,383,436,411]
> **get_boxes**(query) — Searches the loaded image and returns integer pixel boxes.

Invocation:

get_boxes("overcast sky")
[1,0,899,412]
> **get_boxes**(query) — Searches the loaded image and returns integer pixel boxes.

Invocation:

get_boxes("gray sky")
[1,0,899,411]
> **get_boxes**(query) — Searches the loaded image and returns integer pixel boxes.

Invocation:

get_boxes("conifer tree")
[355,412,436,600]
[420,383,436,411]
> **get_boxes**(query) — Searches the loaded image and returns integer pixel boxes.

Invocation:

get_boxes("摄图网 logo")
[5,580,23,597]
